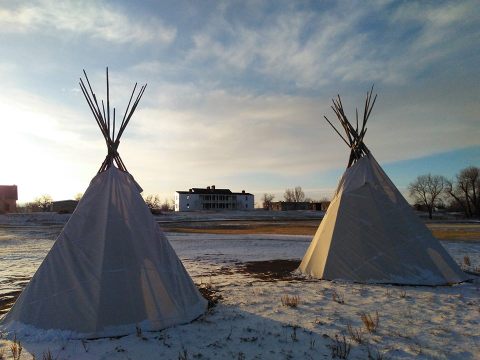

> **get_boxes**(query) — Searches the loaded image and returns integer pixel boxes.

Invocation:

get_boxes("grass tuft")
[367,344,389,359]
[281,295,300,308]
[361,311,379,333]
[42,349,54,360]
[329,333,351,359]
[347,323,364,344]
[10,334,22,360]
[332,289,345,304]
[178,347,188,360]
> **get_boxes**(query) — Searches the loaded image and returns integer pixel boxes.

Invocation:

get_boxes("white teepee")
[1,69,207,338]
[299,88,469,285]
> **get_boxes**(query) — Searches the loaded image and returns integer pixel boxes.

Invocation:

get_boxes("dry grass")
[10,335,22,360]
[361,311,379,334]
[367,344,389,360]
[167,224,318,235]
[329,334,351,359]
[42,350,54,360]
[197,281,223,308]
[347,323,364,344]
[178,348,188,360]
[164,220,480,241]
[281,295,300,308]
[427,224,480,241]
[332,289,345,304]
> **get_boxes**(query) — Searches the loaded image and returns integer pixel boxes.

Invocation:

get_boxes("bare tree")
[445,166,480,218]
[144,195,161,210]
[284,186,305,202]
[461,166,480,217]
[408,174,446,219]
[160,198,174,212]
[34,194,53,212]
[284,189,295,202]
[262,193,275,210]
[294,186,305,202]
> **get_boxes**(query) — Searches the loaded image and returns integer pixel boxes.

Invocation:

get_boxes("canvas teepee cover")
[1,69,207,338]
[299,88,468,285]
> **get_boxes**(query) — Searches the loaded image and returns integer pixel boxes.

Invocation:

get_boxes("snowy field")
[0,212,479,359]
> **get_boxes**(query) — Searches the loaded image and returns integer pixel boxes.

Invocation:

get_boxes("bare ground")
[162,219,480,241]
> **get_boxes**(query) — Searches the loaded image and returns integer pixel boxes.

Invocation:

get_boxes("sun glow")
[0,93,96,203]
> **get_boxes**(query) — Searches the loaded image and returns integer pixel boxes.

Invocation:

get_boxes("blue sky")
[0,0,479,204]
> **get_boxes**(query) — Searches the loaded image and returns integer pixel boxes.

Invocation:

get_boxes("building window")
[187,195,190,199]
[187,203,189,209]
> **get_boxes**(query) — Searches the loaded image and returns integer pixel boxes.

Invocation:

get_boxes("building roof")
[0,185,18,200]
[176,186,253,196]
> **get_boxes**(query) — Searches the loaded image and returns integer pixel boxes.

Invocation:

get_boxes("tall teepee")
[299,87,469,285]
[1,69,207,338]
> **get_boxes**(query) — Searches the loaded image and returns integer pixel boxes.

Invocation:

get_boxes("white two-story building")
[175,185,254,211]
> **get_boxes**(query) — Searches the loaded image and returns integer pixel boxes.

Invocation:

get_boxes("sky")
[0,0,479,205]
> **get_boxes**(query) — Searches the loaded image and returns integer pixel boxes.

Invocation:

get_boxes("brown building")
[50,200,79,214]
[271,201,330,211]
[271,201,310,211]
[312,201,330,212]
[0,185,18,213]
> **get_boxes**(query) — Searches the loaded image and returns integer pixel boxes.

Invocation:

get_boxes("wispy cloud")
[391,1,479,70]
[0,0,176,44]
[183,1,479,89]
[1,0,478,202]
[124,86,340,179]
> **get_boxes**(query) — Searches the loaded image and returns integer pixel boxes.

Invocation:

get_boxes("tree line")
[409,166,479,219]
[261,165,479,218]
[143,195,175,213]
[262,186,329,209]
[16,193,175,214]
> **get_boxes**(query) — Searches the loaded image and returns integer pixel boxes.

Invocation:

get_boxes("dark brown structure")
[0,185,18,213]
[271,201,329,211]
[50,200,79,214]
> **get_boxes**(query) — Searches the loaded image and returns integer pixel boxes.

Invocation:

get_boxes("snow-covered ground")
[0,210,324,227]
[0,213,479,359]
